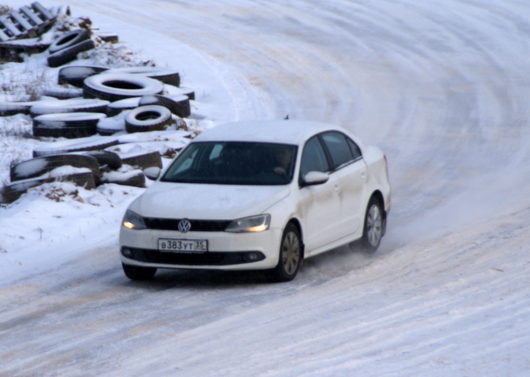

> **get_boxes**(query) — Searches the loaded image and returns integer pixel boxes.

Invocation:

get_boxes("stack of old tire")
[1,27,196,204]
[2,137,164,203]
[35,27,193,139]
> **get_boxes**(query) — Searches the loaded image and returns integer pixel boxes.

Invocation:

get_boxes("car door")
[320,131,368,240]
[297,136,343,254]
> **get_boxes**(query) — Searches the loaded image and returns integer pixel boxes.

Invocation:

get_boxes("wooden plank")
[0,16,22,38]
[32,2,54,21]
[0,29,10,42]
[20,6,43,25]
[10,11,34,32]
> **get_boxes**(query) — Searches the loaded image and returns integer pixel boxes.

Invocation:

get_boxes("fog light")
[246,252,263,262]
[122,247,132,257]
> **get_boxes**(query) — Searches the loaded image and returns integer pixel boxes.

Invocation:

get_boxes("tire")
[10,154,100,182]
[0,101,39,116]
[360,197,385,252]
[30,99,109,116]
[48,29,90,54]
[1,171,96,204]
[176,87,196,100]
[58,65,108,87]
[83,73,164,102]
[33,112,106,139]
[119,151,162,169]
[102,169,145,187]
[139,95,191,118]
[33,124,98,139]
[106,97,141,116]
[125,105,172,133]
[2,178,49,204]
[268,223,303,282]
[33,137,120,157]
[97,112,127,135]
[122,263,156,281]
[83,150,122,170]
[41,87,84,100]
[109,66,180,87]
[47,39,95,68]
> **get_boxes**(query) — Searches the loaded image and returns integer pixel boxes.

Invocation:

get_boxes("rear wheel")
[361,198,384,252]
[122,263,157,280]
[268,223,302,282]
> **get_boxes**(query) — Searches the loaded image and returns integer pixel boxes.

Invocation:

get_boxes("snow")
[1,0,530,376]
[11,157,48,178]
[96,111,128,133]
[30,98,109,115]
[102,166,143,183]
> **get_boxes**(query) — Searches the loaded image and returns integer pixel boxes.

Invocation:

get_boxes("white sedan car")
[120,120,391,282]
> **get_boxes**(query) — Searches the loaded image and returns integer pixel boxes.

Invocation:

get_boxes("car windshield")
[161,141,298,185]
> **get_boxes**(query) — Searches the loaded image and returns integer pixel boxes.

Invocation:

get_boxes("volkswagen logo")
[178,219,192,233]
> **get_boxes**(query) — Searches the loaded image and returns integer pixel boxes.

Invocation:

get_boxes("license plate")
[158,238,208,253]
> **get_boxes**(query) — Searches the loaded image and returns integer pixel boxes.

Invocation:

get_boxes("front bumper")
[120,227,282,271]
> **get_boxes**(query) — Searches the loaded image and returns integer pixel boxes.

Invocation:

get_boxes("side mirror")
[143,166,161,180]
[302,171,329,187]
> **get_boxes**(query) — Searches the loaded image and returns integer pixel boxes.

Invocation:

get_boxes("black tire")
[1,171,96,204]
[47,39,95,68]
[177,87,196,100]
[33,138,120,157]
[41,87,84,100]
[97,113,127,135]
[125,105,172,133]
[58,65,108,87]
[48,29,90,54]
[360,197,385,252]
[2,178,48,204]
[102,170,145,187]
[109,66,180,87]
[83,73,164,102]
[83,150,122,170]
[106,97,141,116]
[139,95,191,118]
[10,153,100,182]
[119,151,163,169]
[268,223,303,282]
[33,112,106,139]
[122,263,156,281]
[0,101,36,116]
[33,124,97,139]
[30,99,109,116]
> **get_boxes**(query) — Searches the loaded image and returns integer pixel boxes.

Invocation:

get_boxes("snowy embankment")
[1,1,530,377]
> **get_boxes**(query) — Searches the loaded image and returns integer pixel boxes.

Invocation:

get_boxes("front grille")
[122,247,265,266]
[144,217,231,232]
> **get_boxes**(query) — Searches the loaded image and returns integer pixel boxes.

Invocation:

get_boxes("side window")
[321,131,355,169]
[346,137,362,160]
[300,136,330,178]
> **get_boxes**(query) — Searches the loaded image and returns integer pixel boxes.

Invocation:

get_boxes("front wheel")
[361,198,384,252]
[267,223,303,282]
[122,263,157,281]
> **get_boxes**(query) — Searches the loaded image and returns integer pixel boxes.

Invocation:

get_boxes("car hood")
[131,182,291,220]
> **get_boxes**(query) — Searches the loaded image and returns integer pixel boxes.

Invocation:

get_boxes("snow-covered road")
[1,1,530,376]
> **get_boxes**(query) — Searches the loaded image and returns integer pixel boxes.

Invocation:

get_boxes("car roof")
[193,120,352,145]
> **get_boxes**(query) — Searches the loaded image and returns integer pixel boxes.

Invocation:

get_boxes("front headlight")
[122,209,147,230]
[226,214,271,233]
